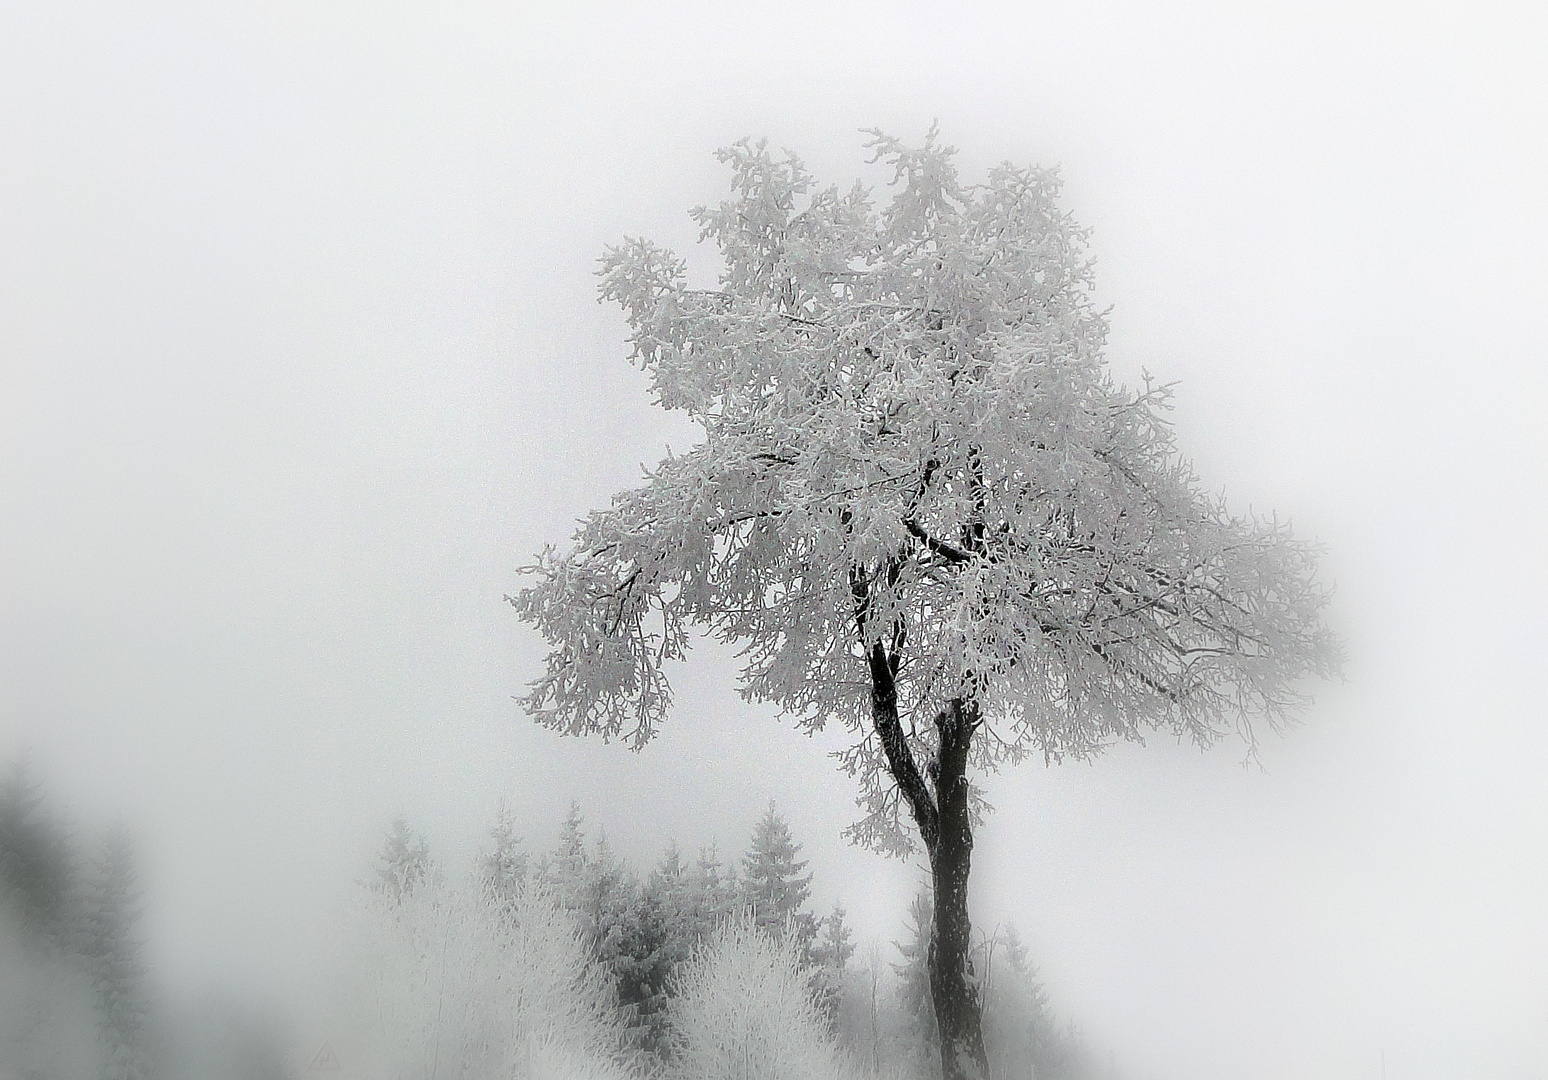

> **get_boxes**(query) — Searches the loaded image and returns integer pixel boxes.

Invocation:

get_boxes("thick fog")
[2,3,1545,1078]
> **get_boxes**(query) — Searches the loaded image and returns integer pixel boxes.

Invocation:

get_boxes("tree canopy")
[511,129,1335,854]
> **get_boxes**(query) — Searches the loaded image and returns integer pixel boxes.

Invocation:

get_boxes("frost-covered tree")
[540,802,593,910]
[584,831,631,962]
[648,841,693,957]
[482,801,529,900]
[739,803,816,953]
[630,843,700,1057]
[809,902,856,1034]
[372,818,430,903]
[812,902,856,972]
[613,875,674,1059]
[534,808,670,1058]
[668,911,858,1080]
[336,875,628,1080]
[512,129,1335,1080]
[685,844,738,939]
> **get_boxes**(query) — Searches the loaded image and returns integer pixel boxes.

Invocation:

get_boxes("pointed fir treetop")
[374,818,430,903]
[685,842,738,935]
[691,842,731,892]
[653,839,685,885]
[740,801,814,942]
[480,802,527,899]
[998,922,1032,976]
[645,840,691,936]
[538,800,594,908]
[811,901,856,972]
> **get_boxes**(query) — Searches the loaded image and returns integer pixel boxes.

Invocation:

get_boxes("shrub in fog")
[335,875,628,1080]
[668,911,860,1080]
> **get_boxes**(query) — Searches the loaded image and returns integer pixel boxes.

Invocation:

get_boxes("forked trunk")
[865,654,990,1080]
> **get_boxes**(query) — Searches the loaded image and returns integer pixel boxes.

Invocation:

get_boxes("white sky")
[2,2,1546,1078]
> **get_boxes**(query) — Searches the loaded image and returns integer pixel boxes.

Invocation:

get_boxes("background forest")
[2,758,1105,1080]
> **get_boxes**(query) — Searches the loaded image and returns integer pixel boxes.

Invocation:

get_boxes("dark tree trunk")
[927,698,990,1080]
[862,627,990,1080]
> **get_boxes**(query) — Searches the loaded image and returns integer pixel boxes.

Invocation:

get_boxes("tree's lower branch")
[869,642,939,853]
[853,561,939,851]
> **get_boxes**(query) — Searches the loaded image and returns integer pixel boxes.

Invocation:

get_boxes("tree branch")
[1089,640,1185,703]
[904,519,973,564]
[869,641,939,852]
[851,564,938,850]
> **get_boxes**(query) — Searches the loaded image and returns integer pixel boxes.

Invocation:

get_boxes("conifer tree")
[647,841,696,970]
[0,754,75,944]
[614,869,674,1058]
[635,840,744,1061]
[480,802,527,901]
[0,761,98,1080]
[541,801,593,911]
[980,924,1052,1080]
[581,830,630,959]
[812,901,856,971]
[82,821,151,1080]
[894,889,940,1073]
[0,916,102,1080]
[686,843,738,941]
[809,901,857,1034]
[373,818,430,903]
[655,839,687,885]
[538,811,667,1058]
[978,923,1101,1080]
[739,802,816,954]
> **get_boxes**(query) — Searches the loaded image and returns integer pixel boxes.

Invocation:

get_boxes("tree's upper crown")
[513,131,1335,852]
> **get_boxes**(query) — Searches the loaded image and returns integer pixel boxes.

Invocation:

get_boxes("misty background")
[2,2,1545,1078]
